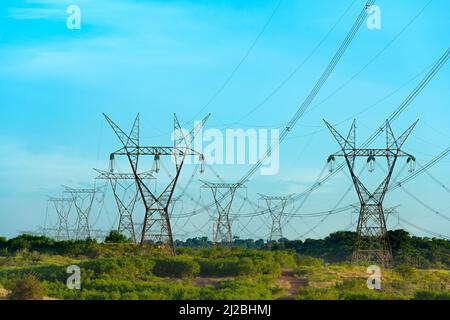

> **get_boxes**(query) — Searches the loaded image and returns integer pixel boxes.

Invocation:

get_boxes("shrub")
[201,279,274,300]
[105,231,130,244]
[122,292,139,300]
[395,264,416,278]
[153,257,200,278]
[8,274,45,300]
[297,288,339,300]
[197,257,257,277]
[413,290,450,300]
[272,251,296,268]
[297,255,324,267]
[293,266,314,277]
[335,278,367,291]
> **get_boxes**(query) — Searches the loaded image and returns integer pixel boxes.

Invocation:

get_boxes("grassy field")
[0,241,449,300]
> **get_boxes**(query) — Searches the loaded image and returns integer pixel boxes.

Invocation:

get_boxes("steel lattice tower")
[63,186,98,240]
[104,113,209,255]
[95,169,154,243]
[325,119,417,266]
[259,194,292,241]
[201,182,243,243]
[47,197,73,240]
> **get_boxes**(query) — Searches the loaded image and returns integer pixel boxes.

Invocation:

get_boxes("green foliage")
[297,287,339,300]
[200,279,274,300]
[0,231,449,301]
[78,256,156,281]
[413,290,450,300]
[8,273,45,300]
[293,266,314,277]
[153,256,200,278]
[105,231,130,244]
[1,230,449,268]
[297,255,324,267]
[394,264,416,278]
[196,255,280,277]
[272,251,296,268]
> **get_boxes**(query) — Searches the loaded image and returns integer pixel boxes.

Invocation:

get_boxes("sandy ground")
[0,286,9,299]
[276,268,308,300]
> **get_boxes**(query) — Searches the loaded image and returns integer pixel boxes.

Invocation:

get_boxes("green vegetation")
[8,274,45,300]
[105,231,131,244]
[0,231,448,300]
[153,256,200,278]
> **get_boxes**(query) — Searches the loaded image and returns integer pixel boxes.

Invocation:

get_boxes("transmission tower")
[201,182,243,243]
[47,196,73,240]
[384,206,400,226]
[259,194,292,241]
[104,113,209,255]
[94,169,154,243]
[325,119,417,266]
[63,186,98,240]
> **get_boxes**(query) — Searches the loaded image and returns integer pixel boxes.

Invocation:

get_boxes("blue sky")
[0,0,449,240]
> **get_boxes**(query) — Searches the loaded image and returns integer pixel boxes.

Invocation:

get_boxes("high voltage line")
[174,47,449,220]
[171,0,377,218]
[237,0,377,185]
[41,2,450,246]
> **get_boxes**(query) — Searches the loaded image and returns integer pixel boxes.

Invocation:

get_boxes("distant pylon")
[259,194,292,241]
[384,205,400,226]
[47,196,73,240]
[63,186,98,240]
[95,169,154,243]
[104,113,209,255]
[325,119,417,266]
[201,182,243,243]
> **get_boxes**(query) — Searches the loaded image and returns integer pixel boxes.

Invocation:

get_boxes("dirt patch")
[277,268,308,299]
[192,277,234,287]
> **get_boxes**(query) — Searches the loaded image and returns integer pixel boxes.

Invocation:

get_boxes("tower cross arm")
[330,149,413,158]
[111,146,203,157]
[62,186,97,194]
[94,168,154,180]
[258,194,293,201]
[200,181,244,189]
[47,196,73,202]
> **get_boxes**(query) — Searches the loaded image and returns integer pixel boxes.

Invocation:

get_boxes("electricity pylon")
[325,119,417,266]
[259,194,292,241]
[94,169,154,243]
[47,196,73,240]
[104,113,209,255]
[201,182,243,243]
[63,186,98,240]
[384,205,400,226]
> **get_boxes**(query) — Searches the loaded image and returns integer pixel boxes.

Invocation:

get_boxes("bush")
[395,264,416,278]
[197,257,257,277]
[335,278,368,291]
[105,231,130,244]
[201,279,274,300]
[413,290,450,300]
[297,288,339,300]
[8,274,45,300]
[297,255,324,267]
[293,266,314,277]
[153,257,200,278]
